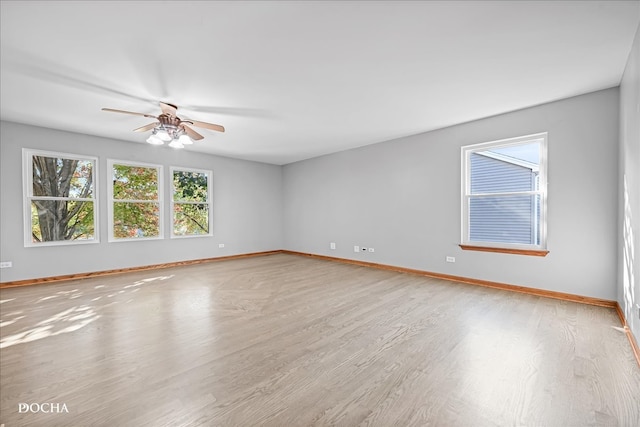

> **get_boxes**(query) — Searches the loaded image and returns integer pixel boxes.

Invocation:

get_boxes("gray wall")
[0,86,627,306]
[0,121,283,283]
[283,88,620,300]
[618,25,640,343]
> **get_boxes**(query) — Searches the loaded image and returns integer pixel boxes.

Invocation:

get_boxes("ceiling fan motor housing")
[158,114,182,128]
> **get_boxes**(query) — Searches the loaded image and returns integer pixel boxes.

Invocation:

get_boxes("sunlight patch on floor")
[0,273,175,349]
[0,315,25,328]
[0,306,99,349]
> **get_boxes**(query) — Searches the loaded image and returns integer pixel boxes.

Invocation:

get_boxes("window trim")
[460,132,548,254]
[170,166,213,239]
[107,159,164,242]
[459,244,549,256]
[23,148,99,247]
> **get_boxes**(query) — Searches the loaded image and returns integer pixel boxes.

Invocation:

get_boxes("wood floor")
[1,253,639,426]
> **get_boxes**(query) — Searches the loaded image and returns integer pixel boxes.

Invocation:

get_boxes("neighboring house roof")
[475,151,539,172]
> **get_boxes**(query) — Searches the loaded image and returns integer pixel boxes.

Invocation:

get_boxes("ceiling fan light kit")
[146,125,190,147]
[102,102,225,149]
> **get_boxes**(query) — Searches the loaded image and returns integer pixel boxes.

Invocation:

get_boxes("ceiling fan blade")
[133,122,159,132]
[182,125,204,140]
[186,119,225,133]
[159,102,178,116]
[102,108,157,119]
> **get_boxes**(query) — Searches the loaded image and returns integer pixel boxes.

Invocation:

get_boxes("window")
[108,160,163,241]
[171,167,212,237]
[23,149,98,247]
[461,133,548,255]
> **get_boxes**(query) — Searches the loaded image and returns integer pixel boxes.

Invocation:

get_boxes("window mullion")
[469,190,543,197]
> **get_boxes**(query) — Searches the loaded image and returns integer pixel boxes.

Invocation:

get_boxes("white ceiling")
[1,1,639,165]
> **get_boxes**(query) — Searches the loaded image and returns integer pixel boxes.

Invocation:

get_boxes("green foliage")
[113,202,159,238]
[173,171,208,202]
[173,204,209,236]
[113,164,159,200]
[31,156,94,242]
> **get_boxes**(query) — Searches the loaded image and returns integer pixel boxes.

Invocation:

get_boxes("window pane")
[173,170,208,202]
[31,200,95,242]
[470,142,539,194]
[469,195,540,245]
[173,204,209,236]
[113,202,160,238]
[113,165,158,200]
[32,156,94,198]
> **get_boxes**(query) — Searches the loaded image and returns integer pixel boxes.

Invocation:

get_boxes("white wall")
[283,88,620,300]
[0,121,283,283]
[618,25,640,343]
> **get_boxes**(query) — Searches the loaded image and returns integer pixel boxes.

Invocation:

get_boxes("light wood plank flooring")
[1,253,639,426]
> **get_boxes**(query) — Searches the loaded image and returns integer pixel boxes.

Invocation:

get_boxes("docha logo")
[18,403,69,413]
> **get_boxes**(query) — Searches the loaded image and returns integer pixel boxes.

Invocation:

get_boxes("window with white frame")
[171,167,212,237]
[461,133,548,254]
[108,160,163,241]
[23,149,98,247]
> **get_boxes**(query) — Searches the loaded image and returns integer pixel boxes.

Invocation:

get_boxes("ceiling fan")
[102,102,225,148]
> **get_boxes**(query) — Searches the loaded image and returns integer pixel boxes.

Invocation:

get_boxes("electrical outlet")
[354,245,359,252]
[368,248,375,253]
[218,243,225,248]
[330,242,336,250]
[0,261,12,268]
[446,256,455,263]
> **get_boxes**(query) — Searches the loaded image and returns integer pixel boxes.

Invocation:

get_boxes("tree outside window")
[24,150,97,246]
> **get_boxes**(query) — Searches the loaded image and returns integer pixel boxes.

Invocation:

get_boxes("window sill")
[459,244,549,257]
